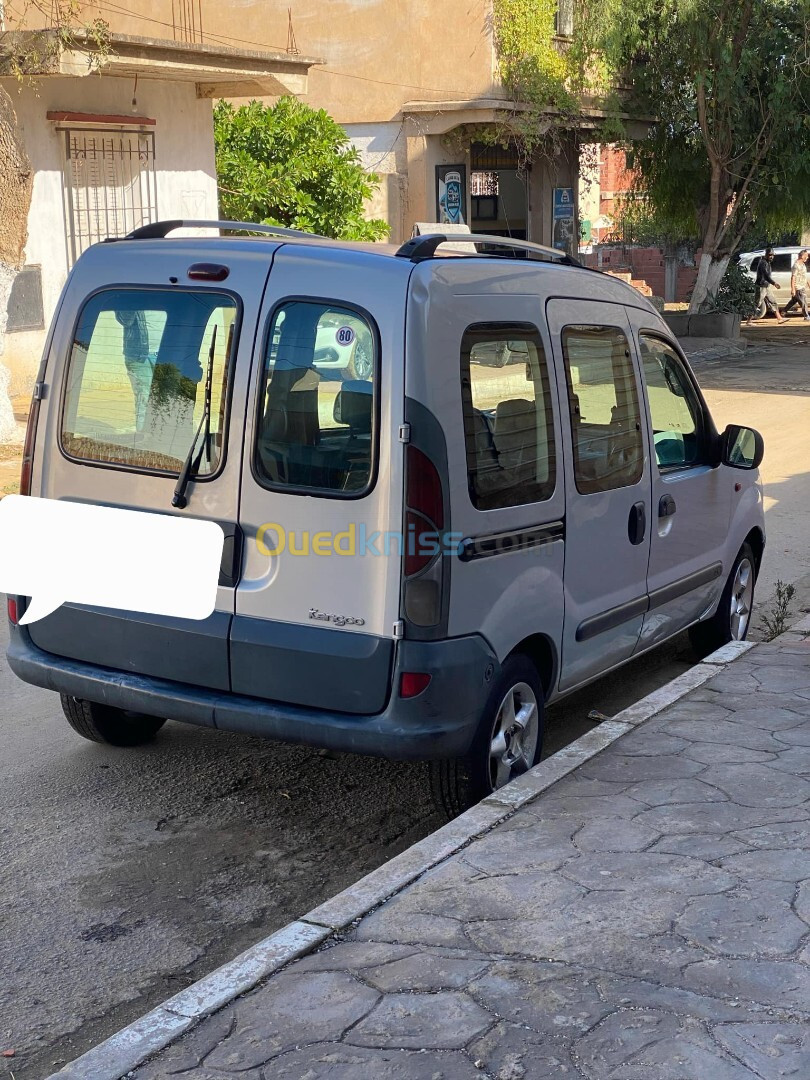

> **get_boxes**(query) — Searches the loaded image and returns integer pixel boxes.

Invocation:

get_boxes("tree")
[608,1,810,311]
[213,97,389,241]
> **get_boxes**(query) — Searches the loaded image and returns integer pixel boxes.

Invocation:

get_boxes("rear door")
[628,313,732,647]
[230,247,407,715]
[27,239,274,690]
[546,299,653,691]
[426,283,566,672]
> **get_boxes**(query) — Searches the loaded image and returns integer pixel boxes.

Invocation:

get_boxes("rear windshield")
[253,300,377,496]
[62,288,237,474]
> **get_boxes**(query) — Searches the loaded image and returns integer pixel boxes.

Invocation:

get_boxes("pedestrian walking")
[781,249,810,319]
[749,248,784,322]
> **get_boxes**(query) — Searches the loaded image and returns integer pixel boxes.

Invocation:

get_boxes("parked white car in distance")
[739,247,801,292]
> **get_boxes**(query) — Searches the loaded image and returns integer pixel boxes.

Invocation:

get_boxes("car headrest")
[494,398,535,441]
[333,380,373,432]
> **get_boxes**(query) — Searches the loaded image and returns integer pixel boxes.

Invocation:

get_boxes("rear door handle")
[628,501,647,546]
[659,494,677,519]
[217,522,244,588]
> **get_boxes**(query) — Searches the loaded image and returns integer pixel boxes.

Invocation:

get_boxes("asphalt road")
[2,336,809,1079]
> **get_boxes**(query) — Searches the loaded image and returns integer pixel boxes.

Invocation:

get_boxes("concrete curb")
[49,637,759,1080]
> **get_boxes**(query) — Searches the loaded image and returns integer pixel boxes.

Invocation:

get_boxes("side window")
[461,323,556,510]
[561,325,644,494]
[640,335,706,470]
[254,300,377,496]
[772,253,792,274]
[62,288,236,474]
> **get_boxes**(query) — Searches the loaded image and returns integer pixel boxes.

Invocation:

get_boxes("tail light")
[19,386,42,498]
[404,446,443,577]
[400,672,432,698]
[7,598,18,625]
[403,445,445,627]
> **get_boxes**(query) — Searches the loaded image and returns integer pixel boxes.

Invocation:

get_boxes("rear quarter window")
[253,300,378,497]
[61,288,237,474]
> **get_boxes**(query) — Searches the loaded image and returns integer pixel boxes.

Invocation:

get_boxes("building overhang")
[402,97,653,141]
[0,30,322,98]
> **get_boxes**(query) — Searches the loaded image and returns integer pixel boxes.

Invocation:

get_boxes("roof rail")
[124,220,326,241]
[395,232,582,267]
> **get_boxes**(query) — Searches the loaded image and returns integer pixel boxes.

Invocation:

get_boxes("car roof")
[76,231,664,319]
[740,246,801,259]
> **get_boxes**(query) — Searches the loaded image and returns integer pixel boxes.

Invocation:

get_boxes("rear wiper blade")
[172,325,217,509]
[193,321,233,477]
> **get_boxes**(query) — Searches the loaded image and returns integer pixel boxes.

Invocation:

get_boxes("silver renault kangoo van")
[7,222,766,816]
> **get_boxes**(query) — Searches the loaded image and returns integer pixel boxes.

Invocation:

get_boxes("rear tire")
[429,654,544,819]
[60,695,166,747]
[689,542,756,657]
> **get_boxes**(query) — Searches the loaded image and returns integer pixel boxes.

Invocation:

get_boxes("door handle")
[217,522,244,588]
[628,501,647,546]
[659,494,677,519]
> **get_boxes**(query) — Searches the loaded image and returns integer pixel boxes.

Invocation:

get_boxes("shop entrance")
[470,143,528,240]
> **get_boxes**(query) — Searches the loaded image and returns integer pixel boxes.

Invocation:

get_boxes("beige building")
[68,1,590,246]
[2,1,617,414]
[0,15,318,414]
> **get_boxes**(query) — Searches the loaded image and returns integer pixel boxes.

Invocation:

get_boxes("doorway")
[470,142,528,240]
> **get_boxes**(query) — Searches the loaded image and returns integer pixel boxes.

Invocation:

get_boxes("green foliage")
[740,226,800,253]
[148,364,196,418]
[606,194,699,250]
[611,1,810,269]
[213,98,389,241]
[758,580,796,641]
[493,0,570,113]
[704,260,758,318]
[491,1,625,158]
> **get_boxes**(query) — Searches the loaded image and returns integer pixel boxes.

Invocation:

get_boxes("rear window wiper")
[172,325,217,509]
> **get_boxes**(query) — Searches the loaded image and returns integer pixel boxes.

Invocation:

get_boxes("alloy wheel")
[489,681,540,789]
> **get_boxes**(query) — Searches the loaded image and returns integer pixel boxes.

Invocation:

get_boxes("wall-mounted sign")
[436,165,467,226]
[553,187,576,254]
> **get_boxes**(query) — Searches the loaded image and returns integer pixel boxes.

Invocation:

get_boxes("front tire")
[60,695,166,747]
[429,654,544,819]
[689,543,756,657]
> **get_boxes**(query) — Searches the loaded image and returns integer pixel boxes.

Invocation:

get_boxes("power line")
[92,1,478,98]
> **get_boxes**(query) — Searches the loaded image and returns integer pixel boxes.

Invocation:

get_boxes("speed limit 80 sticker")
[336,326,355,347]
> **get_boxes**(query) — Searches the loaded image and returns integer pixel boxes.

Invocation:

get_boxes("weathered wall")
[0,85,34,441]
[75,0,499,123]
[0,76,218,407]
[343,122,409,242]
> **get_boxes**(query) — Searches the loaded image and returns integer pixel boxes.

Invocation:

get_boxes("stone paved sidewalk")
[134,633,810,1080]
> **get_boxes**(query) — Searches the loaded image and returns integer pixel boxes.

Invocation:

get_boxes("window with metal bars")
[63,129,157,265]
[470,171,499,197]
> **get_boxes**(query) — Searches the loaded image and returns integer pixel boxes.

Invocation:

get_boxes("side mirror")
[721,424,764,470]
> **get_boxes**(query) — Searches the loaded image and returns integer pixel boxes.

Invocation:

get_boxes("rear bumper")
[7,625,498,761]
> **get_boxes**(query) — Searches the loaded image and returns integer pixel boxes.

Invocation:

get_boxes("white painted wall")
[343,121,408,243]
[1,76,218,401]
